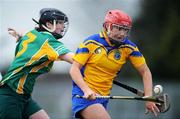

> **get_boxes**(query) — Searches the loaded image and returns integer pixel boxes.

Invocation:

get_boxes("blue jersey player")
[70,9,159,119]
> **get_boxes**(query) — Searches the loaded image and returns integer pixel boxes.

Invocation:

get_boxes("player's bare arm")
[8,28,22,42]
[59,52,74,64]
[136,63,160,116]
[70,61,96,100]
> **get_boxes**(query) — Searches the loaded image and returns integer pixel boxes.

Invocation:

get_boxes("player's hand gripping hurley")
[76,80,170,113]
[112,80,170,113]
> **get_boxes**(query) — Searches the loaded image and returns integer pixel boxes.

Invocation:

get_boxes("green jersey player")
[0,8,74,119]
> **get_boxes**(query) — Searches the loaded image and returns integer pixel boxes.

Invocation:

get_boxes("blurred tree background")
[1,0,179,80]
[125,0,180,79]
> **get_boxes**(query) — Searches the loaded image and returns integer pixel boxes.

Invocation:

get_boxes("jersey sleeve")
[128,46,146,68]
[47,38,70,61]
[73,41,93,65]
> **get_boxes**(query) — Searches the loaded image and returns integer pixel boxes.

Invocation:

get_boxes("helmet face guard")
[56,19,69,39]
[104,9,132,45]
[34,8,69,39]
[111,24,131,31]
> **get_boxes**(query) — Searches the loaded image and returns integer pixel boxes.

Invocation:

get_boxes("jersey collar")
[41,31,54,36]
[99,30,114,46]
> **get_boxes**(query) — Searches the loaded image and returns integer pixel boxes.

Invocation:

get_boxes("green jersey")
[0,29,70,95]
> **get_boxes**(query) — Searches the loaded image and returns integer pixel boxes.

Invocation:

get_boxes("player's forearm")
[59,52,74,64]
[69,64,90,92]
[142,65,152,96]
[142,67,153,96]
[137,64,153,96]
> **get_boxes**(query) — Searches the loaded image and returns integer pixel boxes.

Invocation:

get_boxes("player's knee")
[29,110,50,119]
[97,113,111,119]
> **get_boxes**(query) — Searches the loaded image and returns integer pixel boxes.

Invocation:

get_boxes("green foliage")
[130,0,180,78]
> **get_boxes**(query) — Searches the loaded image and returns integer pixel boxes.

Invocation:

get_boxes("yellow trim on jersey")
[16,75,27,94]
[1,39,58,86]
[99,32,103,37]
[16,32,36,58]
[102,31,113,46]
[0,67,23,85]
[31,60,52,73]
[25,40,58,66]
[46,41,59,60]
[25,40,47,66]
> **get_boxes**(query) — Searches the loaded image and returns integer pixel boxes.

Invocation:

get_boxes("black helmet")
[33,8,69,39]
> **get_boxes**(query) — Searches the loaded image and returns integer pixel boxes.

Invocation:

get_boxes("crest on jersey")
[94,47,102,54]
[114,50,121,60]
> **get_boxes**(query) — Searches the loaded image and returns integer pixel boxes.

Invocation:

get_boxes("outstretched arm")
[8,28,22,42]
[58,52,74,64]
[136,63,160,116]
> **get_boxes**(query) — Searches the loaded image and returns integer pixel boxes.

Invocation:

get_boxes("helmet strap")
[106,24,111,36]
[42,20,56,32]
